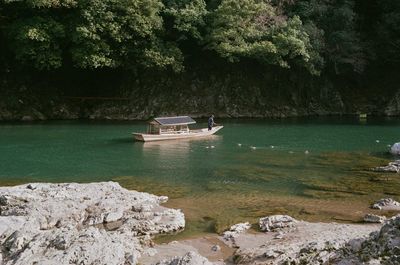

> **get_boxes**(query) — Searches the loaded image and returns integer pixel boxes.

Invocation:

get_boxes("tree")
[3,0,184,71]
[205,0,322,75]
[290,0,365,74]
[163,0,208,41]
[8,16,65,70]
[71,0,183,71]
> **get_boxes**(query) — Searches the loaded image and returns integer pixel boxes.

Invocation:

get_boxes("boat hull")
[133,126,223,142]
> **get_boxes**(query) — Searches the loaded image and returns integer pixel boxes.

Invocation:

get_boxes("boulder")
[0,182,185,265]
[390,142,400,155]
[259,215,297,232]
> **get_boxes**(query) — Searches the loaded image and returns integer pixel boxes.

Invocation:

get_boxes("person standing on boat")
[208,115,215,130]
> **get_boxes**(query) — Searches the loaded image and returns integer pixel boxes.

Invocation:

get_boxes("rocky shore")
[0,182,184,265]
[1,182,399,265]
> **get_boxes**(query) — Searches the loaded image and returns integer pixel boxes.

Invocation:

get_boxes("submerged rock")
[0,182,185,265]
[259,215,297,232]
[364,214,386,223]
[155,251,214,265]
[371,198,400,210]
[373,160,400,173]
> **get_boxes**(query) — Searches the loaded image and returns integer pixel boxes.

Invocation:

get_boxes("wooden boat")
[133,116,223,142]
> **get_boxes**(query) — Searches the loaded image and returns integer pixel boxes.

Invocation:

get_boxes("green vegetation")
[0,0,399,117]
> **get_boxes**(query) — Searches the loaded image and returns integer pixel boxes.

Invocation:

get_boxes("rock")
[155,251,214,265]
[222,222,251,240]
[104,209,124,223]
[371,198,400,210]
[211,245,221,251]
[144,248,158,257]
[259,215,297,232]
[335,216,400,264]
[0,182,185,265]
[385,90,400,116]
[232,221,380,265]
[364,214,386,223]
[373,160,400,173]
[391,143,400,155]
[274,231,284,239]
[21,115,33,121]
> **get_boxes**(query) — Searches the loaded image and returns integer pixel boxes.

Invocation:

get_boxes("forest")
[0,0,400,119]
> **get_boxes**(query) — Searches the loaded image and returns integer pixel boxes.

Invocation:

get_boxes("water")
[1,117,400,237]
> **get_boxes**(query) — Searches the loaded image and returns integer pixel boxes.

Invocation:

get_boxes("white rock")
[0,182,185,265]
[259,215,297,232]
[371,198,400,210]
[373,159,400,172]
[234,220,380,265]
[390,142,400,155]
[144,248,158,257]
[104,209,124,223]
[222,222,251,240]
[364,214,386,223]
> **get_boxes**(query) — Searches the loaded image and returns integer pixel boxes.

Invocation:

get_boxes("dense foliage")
[0,0,399,98]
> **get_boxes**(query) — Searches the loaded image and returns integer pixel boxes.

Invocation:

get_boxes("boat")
[133,116,223,142]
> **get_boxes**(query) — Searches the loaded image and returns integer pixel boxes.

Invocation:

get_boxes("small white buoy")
[270,145,275,149]
[289,151,294,154]
[210,145,215,149]
[376,140,380,143]
[305,150,309,155]
[205,146,209,149]
[237,143,242,147]
[250,146,256,150]
[387,144,392,147]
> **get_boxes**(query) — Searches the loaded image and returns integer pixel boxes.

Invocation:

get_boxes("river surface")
[1,117,399,238]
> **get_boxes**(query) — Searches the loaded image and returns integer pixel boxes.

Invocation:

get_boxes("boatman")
[208,115,215,130]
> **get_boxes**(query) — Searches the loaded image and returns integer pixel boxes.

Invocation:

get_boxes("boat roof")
[151,116,196,126]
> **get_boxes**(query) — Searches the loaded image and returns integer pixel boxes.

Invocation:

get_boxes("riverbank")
[1,182,399,264]
[0,85,400,121]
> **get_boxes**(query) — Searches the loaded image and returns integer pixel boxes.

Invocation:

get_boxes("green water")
[1,117,400,236]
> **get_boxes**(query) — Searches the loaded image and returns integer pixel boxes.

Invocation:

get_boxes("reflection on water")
[140,135,222,157]
[1,118,400,238]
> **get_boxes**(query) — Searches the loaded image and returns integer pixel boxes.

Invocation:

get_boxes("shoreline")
[1,113,400,123]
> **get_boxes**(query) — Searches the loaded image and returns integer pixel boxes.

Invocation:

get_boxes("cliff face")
[0,62,398,121]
